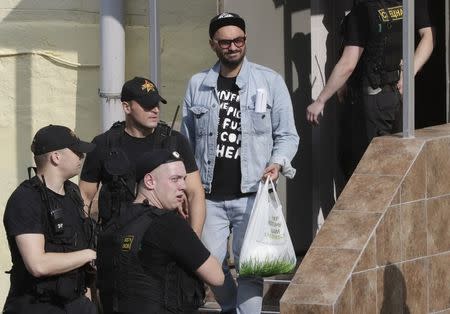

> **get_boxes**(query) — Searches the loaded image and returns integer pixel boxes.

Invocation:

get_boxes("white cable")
[0,50,99,68]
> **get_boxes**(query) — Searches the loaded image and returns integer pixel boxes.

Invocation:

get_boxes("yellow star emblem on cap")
[141,80,155,93]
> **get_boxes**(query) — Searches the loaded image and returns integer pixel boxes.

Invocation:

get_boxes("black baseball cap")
[135,149,183,183]
[121,77,167,109]
[209,12,246,38]
[31,125,96,155]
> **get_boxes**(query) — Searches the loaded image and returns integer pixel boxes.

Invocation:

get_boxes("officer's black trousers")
[3,295,97,314]
[361,86,402,140]
[342,85,402,178]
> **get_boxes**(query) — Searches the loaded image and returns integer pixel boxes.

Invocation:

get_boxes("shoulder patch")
[121,235,134,251]
[378,6,403,22]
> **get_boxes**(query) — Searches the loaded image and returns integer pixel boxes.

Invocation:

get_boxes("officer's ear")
[49,150,62,166]
[143,172,156,190]
[122,101,131,114]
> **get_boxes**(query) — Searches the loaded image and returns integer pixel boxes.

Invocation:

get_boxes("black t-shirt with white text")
[210,75,243,198]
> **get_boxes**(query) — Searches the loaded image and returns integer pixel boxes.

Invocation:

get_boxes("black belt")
[363,84,397,95]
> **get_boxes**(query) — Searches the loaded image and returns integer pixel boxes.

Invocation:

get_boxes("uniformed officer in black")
[80,77,205,236]
[3,125,97,314]
[96,149,224,314]
[306,0,434,175]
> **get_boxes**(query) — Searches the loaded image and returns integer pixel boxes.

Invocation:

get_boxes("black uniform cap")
[31,125,96,155]
[135,149,183,183]
[121,77,167,109]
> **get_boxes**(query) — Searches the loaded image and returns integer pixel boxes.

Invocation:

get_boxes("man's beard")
[219,52,245,69]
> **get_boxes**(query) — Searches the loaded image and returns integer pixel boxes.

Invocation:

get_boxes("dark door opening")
[415,0,447,129]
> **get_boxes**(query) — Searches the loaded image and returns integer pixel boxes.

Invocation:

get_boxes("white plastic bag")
[239,177,297,277]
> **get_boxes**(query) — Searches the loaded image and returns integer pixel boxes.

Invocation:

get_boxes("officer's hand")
[262,163,281,181]
[88,259,97,271]
[306,100,325,125]
[85,249,96,260]
[85,287,92,300]
[397,74,403,95]
[177,193,189,220]
[83,249,96,270]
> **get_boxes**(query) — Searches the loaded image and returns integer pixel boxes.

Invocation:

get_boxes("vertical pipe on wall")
[402,0,415,137]
[149,0,161,88]
[446,0,450,122]
[100,0,125,132]
[310,0,323,245]
[218,0,224,13]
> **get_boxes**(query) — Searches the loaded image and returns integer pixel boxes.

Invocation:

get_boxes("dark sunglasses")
[213,36,246,49]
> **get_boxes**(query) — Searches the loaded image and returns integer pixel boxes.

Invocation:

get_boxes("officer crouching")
[96,149,224,314]
[3,125,97,313]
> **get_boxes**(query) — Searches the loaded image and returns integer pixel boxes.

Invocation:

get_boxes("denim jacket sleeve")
[268,73,299,179]
[181,77,196,151]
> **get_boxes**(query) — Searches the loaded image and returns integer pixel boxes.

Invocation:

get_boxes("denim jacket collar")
[203,57,250,89]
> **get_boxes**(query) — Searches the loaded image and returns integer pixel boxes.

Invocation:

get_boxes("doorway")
[415,0,448,129]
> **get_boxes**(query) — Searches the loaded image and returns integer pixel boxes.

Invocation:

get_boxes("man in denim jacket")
[181,12,299,314]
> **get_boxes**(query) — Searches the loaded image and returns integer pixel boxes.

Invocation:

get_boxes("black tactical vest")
[96,204,205,313]
[98,121,176,226]
[356,0,403,88]
[28,176,92,302]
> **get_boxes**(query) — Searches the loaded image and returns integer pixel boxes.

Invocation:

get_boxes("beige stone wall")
[281,124,450,313]
[0,0,217,303]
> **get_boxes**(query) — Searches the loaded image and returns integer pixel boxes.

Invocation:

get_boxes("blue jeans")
[202,195,264,314]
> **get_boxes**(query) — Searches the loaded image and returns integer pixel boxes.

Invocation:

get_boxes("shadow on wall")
[287,30,312,255]
[380,263,410,314]
[280,0,313,255]
[281,0,354,253]
[320,0,354,207]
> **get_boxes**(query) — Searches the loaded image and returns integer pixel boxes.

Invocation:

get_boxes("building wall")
[223,0,285,75]
[0,0,217,303]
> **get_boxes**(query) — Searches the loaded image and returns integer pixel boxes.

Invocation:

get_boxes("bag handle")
[265,177,282,207]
